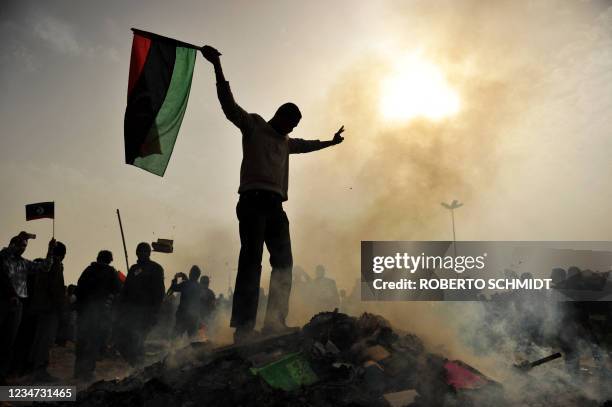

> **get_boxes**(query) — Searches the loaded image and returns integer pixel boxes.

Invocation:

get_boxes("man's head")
[567,266,580,278]
[9,235,28,257]
[315,265,325,279]
[136,242,151,261]
[550,268,566,285]
[97,250,113,265]
[270,103,302,135]
[200,275,210,288]
[53,241,66,262]
[189,265,201,281]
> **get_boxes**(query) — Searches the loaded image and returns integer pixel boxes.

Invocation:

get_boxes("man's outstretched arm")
[200,45,251,130]
[289,126,345,154]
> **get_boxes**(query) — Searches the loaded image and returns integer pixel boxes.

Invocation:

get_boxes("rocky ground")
[4,311,611,406]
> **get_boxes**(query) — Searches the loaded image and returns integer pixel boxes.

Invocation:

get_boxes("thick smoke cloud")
[285,1,612,402]
[290,0,612,290]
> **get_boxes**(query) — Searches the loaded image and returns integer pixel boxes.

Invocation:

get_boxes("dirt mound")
[56,311,601,407]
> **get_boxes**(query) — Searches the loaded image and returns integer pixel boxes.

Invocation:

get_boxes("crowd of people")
[0,232,221,384]
[0,230,360,385]
[3,227,610,388]
[291,265,360,317]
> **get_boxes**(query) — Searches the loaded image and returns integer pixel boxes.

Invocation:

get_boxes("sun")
[379,54,460,122]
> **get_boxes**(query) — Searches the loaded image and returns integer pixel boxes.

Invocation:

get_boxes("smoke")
[288,0,612,290]
[115,4,611,401]
[284,1,612,403]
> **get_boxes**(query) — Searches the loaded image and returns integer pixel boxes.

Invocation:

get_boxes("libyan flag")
[124,29,197,176]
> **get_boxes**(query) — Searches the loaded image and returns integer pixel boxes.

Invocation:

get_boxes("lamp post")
[441,200,463,257]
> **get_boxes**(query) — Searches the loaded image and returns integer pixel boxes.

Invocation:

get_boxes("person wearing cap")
[114,242,165,366]
[73,250,121,381]
[169,266,202,339]
[200,45,346,343]
[0,232,55,384]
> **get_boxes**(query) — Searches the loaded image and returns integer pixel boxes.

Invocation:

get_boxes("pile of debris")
[54,311,604,406]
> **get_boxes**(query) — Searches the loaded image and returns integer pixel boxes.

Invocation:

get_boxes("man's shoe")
[233,327,260,344]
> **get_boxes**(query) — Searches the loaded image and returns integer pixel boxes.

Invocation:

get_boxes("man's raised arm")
[26,238,56,274]
[289,126,345,154]
[200,45,252,130]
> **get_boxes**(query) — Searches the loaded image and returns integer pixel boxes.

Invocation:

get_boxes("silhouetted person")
[29,242,66,382]
[0,233,55,384]
[200,45,346,343]
[566,266,580,281]
[170,266,202,339]
[550,267,566,288]
[311,265,340,311]
[10,263,40,377]
[292,266,311,286]
[115,243,165,366]
[558,268,610,378]
[199,275,216,329]
[289,265,316,318]
[74,250,121,380]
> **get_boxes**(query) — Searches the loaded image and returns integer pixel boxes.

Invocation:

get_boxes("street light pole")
[441,200,463,257]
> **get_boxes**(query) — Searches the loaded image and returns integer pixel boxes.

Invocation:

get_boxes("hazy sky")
[1,0,612,295]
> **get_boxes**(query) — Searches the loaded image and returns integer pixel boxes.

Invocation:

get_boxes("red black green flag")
[124,29,197,176]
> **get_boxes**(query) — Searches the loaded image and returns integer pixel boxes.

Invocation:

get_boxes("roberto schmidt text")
[372,278,553,291]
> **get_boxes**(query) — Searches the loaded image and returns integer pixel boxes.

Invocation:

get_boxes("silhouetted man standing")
[115,243,164,366]
[0,233,55,384]
[74,250,121,380]
[169,266,201,338]
[29,241,67,382]
[201,45,345,343]
[311,265,340,312]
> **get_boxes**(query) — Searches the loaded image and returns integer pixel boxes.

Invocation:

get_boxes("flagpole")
[131,28,202,50]
[116,209,130,273]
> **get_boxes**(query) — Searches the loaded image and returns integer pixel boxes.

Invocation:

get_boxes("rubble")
[48,311,606,407]
[513,352,562,372]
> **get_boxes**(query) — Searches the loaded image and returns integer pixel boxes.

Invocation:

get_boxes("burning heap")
[58,311,606,407]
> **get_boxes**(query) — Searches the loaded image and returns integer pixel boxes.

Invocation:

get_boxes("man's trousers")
[230,191,293,330]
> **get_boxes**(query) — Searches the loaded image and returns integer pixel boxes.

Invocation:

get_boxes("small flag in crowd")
[25,202,54,221]
[124,28,197,176]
